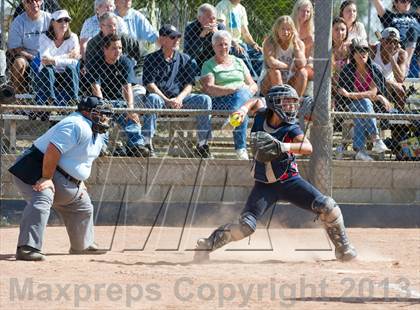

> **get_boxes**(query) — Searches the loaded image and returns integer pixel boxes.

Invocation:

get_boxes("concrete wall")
[1,155,419,204]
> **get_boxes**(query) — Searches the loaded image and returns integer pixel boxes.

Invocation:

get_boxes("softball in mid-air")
[229,113,242,127]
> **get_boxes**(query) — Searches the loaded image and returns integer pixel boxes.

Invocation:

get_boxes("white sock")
[144,137,151,145]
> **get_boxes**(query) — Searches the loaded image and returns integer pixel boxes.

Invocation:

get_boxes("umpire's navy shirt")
[143,49,199,98]
[86,54,136,100]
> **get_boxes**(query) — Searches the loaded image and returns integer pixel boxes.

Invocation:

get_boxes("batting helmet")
[78,96,113,134]
[265,84,300,124]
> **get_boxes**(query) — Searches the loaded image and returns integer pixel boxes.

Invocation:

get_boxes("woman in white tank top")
[259,16,307,97]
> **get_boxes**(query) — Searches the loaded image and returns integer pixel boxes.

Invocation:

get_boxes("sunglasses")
[56,18,71,23]
[397,0,411,3]
[168,35,181,40]
[355,47,369,54]
[385,38,399,44]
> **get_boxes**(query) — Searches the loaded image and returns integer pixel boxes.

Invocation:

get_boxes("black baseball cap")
[159,24,182,38]
[78,96,104,112]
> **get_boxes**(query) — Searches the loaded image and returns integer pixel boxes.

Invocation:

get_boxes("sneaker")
[355,150,373,161]
[126,145,150,157]
[145,144,156,157]
[16,245,46,261]
[196,144,213,159]
[236,148,249,160]
[69,242,107,255]
[372,139,389,153]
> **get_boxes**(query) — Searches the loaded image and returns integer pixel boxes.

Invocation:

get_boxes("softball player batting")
[194,84,357,262]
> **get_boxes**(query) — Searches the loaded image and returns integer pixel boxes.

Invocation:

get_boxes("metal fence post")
[0,0,4,50]
[309,0,333,195]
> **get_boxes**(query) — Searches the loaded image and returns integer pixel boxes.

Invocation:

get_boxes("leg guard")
[194,213,256,262]
[312,196,357,261]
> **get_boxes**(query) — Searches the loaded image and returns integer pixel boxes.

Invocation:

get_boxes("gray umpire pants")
[13,171,94,252]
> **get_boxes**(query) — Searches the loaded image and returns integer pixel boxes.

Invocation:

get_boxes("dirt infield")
[0,226,419,309]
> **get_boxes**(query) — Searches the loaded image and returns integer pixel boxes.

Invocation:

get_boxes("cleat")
[193,238,212,262]
[336,244,357,262]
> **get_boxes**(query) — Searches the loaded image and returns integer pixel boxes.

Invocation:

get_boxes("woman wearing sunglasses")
[370,0,419,77]
[337,38,389,161]
[36,9,80,108]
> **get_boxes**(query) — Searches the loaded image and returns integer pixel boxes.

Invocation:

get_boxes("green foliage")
[3,0,318,45]
[144,0,295,45]
[59,0,94,35]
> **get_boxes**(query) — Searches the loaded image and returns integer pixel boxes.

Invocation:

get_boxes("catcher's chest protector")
[251,112,300,183]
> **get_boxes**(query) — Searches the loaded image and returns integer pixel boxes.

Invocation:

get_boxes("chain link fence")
[1,0,419,205]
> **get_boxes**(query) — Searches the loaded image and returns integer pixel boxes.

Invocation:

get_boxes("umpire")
[9,96,112,261]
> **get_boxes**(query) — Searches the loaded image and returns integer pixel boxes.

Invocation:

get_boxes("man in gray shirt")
[7,0,51,93]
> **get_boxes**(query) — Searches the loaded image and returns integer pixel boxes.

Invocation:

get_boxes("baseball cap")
[159,24,182,38]
[381,27,400,42]
[78,96,103,112]
[51,9,71,21]
[351,38,369,51]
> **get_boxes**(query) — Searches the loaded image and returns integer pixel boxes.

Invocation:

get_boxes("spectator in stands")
[337,38,390,161]
[7,0,51,94]
[80,0,128,58]
[184,3,226,70]
[143,25,213,158]
[332,17,350,111]
[87,34,149,157]
[215,0,263,80]
[13,0,59,19]
[36,10,80,108]
[291,0,314,80]
[259,16,307,97]
[331,17,351,156]
[339,0,368,44]
[370,27,408,111]
[370,0,419,77]
[85,13,144,83]
[115,0,158,43]
[201,30,258,160]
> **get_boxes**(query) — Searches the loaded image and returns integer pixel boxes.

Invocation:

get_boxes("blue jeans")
[111,100,145,147]
[407,55,419,78]
[36,64,79,105]
[231,43,263,80]
[349,98,378,151]
[212,87,252,150]
[144,93,212,142]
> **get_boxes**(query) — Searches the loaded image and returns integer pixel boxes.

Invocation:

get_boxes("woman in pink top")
[337,38,389,161]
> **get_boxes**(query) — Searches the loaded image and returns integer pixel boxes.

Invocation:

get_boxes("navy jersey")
[251,109,303,183]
